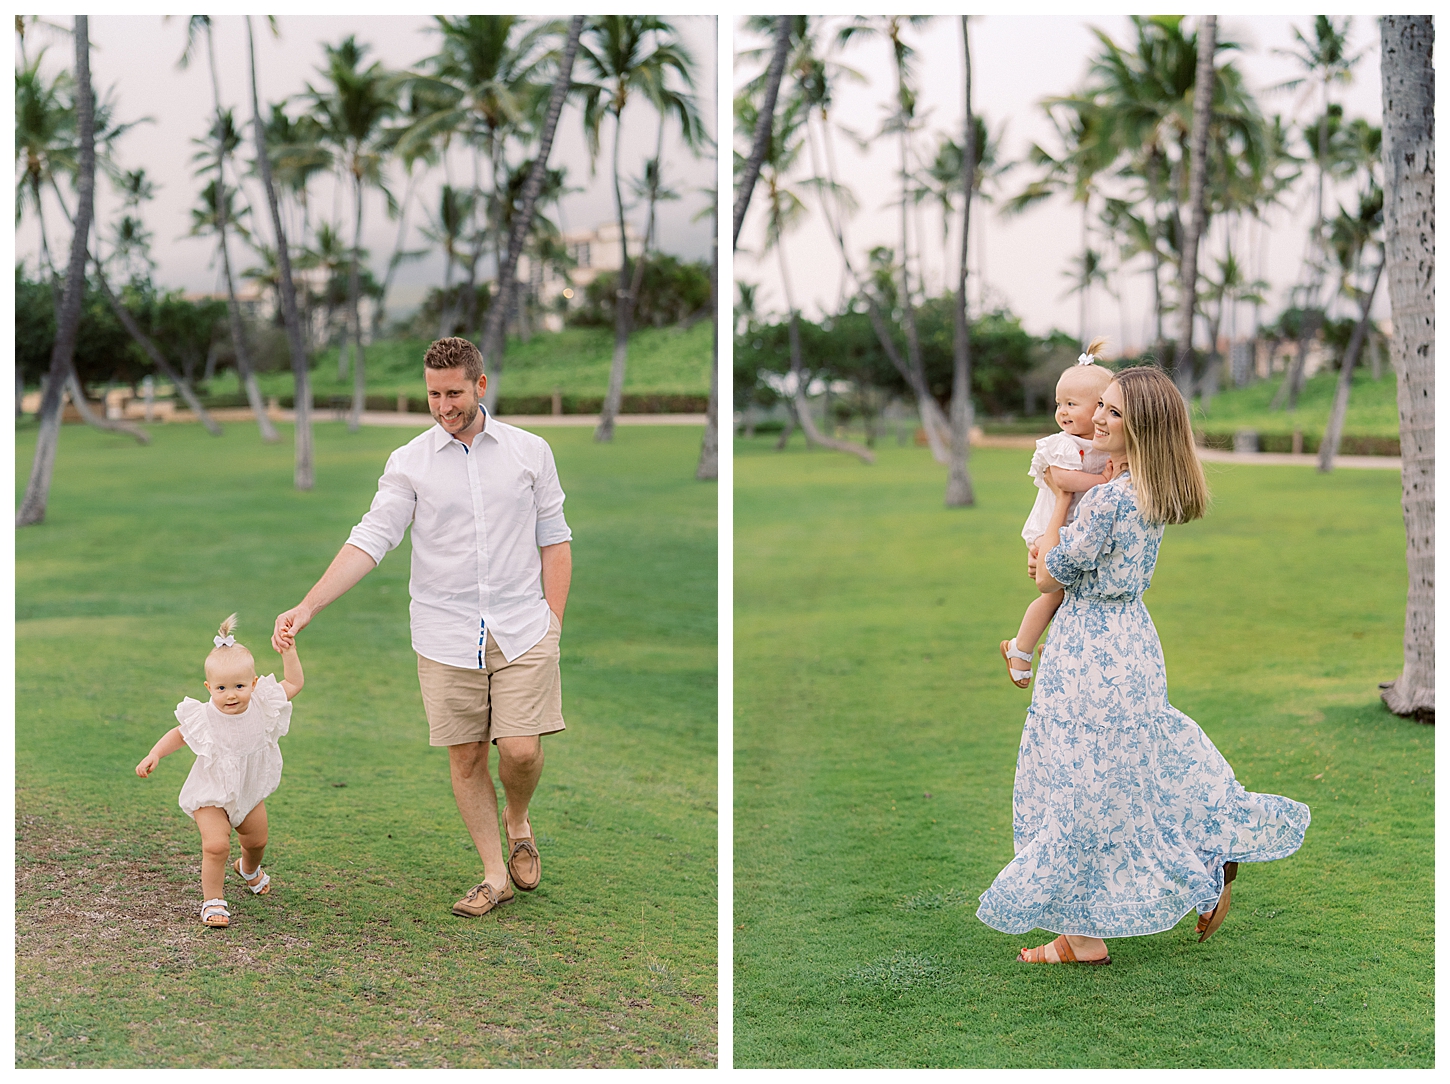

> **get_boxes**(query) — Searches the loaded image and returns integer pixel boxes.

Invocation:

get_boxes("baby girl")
[1000,339,1116,687]
[136,615,303,927]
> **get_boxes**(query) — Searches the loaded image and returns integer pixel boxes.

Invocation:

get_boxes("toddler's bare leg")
[193,806,232,901]
[236,801,268,876]
[1015,590,1065,660]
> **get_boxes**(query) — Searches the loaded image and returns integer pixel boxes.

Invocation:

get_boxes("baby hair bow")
[214,634,236,648]
[1077,352,1096,365]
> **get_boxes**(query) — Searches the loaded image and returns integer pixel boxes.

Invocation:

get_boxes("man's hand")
[272,604,311,654]
[135,753,159,778]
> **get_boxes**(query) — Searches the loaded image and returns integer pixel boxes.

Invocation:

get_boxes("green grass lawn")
[204,322,712,404]
[15,421,716,1068]
[1189,366,1401,438]
[733,434,1430,1068]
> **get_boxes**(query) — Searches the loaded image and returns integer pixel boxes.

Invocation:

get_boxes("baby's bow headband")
[214,634,236,648]
[1077,352,1097,365]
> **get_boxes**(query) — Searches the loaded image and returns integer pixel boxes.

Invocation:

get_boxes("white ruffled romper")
[1021,431,1110,546]
[175,674,292,827]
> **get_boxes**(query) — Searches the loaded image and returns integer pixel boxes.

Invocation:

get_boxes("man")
[272,337,572,917]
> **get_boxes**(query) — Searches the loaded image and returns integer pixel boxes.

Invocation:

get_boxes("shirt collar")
[431,404,495,453]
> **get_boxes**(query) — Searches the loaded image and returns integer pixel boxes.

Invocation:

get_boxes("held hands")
[272,605,310,653]
[135,753,159,778]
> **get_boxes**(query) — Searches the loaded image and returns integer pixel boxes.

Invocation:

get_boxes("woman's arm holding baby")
[1046,465,1109,492]
[136,727,187,777]
[1033,484,1073,594]
[279,642,304,701]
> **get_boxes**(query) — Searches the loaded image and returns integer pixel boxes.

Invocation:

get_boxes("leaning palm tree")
[1375,14,1432,721]
[306,35,397,430]
[245,14,315,489]
[575,15,699,443]
[175,15,278,441]
[18,16,94,527]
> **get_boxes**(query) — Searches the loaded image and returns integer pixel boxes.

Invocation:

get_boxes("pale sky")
[734,14,1388,353]
[15,14,717,317]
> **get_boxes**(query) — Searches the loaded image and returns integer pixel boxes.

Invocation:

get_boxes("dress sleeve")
[253,674,293,740]
[1043,483,1120,587]
[174,698,212,757]
[1040,433,1088,471]
[345,448,417,565]
[533,439,572,547]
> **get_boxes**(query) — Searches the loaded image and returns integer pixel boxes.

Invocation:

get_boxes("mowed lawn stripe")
[15,421,716,1068]
[733,438,1430,1069]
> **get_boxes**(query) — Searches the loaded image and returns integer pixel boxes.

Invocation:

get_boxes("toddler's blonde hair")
[205,613,255,675]
[1113,366,1209,525]
[1059,336,1114,394]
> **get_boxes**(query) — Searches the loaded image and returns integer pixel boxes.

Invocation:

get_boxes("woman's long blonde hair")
[1113,366,1208,525]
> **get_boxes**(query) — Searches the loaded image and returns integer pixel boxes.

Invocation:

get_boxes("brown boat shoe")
[451,879,514,918]
[503,804,541,891]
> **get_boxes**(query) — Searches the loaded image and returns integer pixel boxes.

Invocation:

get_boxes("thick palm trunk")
[246,16,312,489]
[63,372,150,443]
[346,174,367,431]
[1172,15,1216,393]
[1317,258,1384,471]
[480,16,584,415]
[696,203,719,481]
[734,15,792,250]
[596,111,634,443]
[945,14,976,507]
[1378,15,1434,720]
[18,17,95,527]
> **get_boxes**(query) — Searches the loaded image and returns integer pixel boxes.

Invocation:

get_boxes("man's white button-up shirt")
[345,412,572,668]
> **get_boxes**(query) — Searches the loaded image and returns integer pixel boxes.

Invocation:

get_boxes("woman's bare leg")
[193,806,233,901]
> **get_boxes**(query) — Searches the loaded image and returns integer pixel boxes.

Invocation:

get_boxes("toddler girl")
[1000,340,1115,688]
[135,615,303,927]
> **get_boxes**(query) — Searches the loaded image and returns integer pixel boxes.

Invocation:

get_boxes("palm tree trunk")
[1317,257,1384,471]
[595,108,634,444]
[945,14,976,507]
[347,172,367,431]
[1377,14,1434,720]
[246,17,312,488]
[18,16,95,527]
[480,15,583,413]
[696,22,720,487]
[205,25,278,443]
[734,15,793,250]
[1172,15,1216,394]
[377,168,418,335]
[64,371,150,443]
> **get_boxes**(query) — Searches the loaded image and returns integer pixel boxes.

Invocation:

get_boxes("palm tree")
[474,15,585,412]
[1171,15,1216,393]
[18,16,94,527]
[245,14,314,490]
[734,16,792,250]
[175,15,279,442]
[1317,183,1383,471]
[15,51,75,282]
[1376,15,1433,721]
[575,15,699,443]
[307,35,397,430]
[944,14,977,508]
[420,184,477,336]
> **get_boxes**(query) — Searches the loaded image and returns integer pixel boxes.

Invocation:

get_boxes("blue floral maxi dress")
[976,473,1310,938]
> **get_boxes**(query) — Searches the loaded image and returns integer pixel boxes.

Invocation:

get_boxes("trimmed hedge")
[1196,430,1400,457]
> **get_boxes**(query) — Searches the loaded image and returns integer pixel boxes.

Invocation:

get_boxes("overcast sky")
[734,14,1387,353]
[15,14,717,316]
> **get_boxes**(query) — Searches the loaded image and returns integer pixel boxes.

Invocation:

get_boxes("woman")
[976,367,1310,965]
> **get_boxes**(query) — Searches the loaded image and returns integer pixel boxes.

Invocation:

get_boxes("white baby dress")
[175,674,291,827]
[1020,431,1111,545]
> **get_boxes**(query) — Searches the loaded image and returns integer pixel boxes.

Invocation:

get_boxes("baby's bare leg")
[1015,590,1065,659]
[236,801,268,876]
[193,806,233,901]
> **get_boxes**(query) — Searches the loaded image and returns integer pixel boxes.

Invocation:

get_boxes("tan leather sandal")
[502,804,541,891]
[1018,934,1110,965]
[1197,861,1238,942]
[451,880,515,917]
[200,898,230,928]
[233,857,270,895]
[1000,639,1034,689]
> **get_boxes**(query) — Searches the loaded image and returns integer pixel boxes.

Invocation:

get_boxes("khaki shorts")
[416,611,565,746]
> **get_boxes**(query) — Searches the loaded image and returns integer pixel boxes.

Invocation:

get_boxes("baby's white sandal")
[233,858,270,895]
[1000,638,1034,689]
[200,898,230,927]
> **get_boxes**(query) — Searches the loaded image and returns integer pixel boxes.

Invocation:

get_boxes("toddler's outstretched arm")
[279,641,305,701]
[1046,465,1109,493]
[136,726,186,778]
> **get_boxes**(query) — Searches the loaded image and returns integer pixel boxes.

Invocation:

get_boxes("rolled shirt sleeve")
[1043,483,1119,589]
[533,443,572,547]
[345,449,418,565]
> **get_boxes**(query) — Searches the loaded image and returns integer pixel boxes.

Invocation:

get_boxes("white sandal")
[233,858,270,895]
[1000,638,1034,688]
[200,898,230,927]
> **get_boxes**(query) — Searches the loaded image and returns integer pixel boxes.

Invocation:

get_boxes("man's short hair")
[424,337,485,383]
